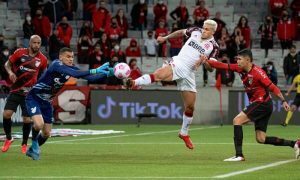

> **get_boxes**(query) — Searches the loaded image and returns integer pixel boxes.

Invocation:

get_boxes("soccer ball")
[113,63,131,79]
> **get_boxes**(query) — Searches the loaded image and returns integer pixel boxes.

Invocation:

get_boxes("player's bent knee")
[256,136,265,144]
[3,110,13,119]
[233,118,242,125]
[34,122,44,130]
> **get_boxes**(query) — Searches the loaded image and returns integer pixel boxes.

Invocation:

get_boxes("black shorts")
[4,93,29,117]
[242,100,273,132]
[292,94,300,107]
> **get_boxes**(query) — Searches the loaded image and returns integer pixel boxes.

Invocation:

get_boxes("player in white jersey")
[126,19,219,149]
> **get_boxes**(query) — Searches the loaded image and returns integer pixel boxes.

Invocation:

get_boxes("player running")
[203,48,300,161]
[282,73,300,126]
[25,47,112,160]
[2,35,48,154]
[126,19,219,149]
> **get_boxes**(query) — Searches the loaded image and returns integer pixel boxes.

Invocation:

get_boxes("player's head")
[29,35,41,53]
[236,48,253,68]
[59,47,74,66]
[201,19,217,39]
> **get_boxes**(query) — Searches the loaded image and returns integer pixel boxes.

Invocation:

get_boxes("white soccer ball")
[113,63,131,79]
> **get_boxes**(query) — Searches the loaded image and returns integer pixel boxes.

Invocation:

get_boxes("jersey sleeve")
[208,43,219,61]
[184,26,202,38]
[8,49,22,63]
[54,62,91,78]
[258,70,273,87]
[207,60,242,72]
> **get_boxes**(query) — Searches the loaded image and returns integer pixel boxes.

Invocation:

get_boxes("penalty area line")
[213,159,298,178]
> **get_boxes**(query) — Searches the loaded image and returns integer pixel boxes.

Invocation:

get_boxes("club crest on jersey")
[204,43,210,50]
[248,76,253,84]
[35,60,41,67]
[21,58,26,62]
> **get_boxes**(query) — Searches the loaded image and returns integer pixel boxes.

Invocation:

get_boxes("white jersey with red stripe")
[172,26,219,72]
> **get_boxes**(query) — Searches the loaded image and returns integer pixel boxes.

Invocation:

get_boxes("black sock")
[234,125,243,157]
[264,136,296,148]
[31,126,40,141]
[3,118,12,140]
[37,134,48,146]
[22,122,32,145]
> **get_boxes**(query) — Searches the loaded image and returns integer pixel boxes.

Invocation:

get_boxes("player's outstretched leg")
[263,136,299,159]
[1,113,13,152]
[125,74,155,89]
[224,125,245,162]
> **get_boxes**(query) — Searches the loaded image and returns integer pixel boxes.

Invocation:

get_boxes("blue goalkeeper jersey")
[30,60,106,101]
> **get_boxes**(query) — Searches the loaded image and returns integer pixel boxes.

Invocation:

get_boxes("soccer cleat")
[224,156,245,162]
[26,140,40,160]
[294,140,300,159]
[280,122,287,127]
[1,138,14,152]
[21,144,27,154]
[125,78,135,90]
[178,133,194,149]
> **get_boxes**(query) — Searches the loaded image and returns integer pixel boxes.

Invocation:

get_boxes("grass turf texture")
[0,125,299,179]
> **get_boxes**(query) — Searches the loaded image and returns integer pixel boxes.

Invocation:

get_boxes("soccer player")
[203,48,300,161]
[282,73,300,126]
[2,35,48,154]
[126,19,219,149]
[25,47,111,160]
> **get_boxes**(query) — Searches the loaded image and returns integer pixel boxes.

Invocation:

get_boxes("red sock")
[149,74,155,83]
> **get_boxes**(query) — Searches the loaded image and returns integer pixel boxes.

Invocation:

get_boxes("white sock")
[180,114,193,135]
[135,74,152,86]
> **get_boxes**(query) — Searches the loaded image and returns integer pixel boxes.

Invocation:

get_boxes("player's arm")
[57,63,110,78]
[157,29,185,44]
[268,83,289,111]
[81,73,108,83]
[206,60,241,72]
[4,60,17,83]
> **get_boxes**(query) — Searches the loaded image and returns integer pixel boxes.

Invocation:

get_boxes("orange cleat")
[21,144,27,154]
[1,138,14,152]
[178,133,194,149]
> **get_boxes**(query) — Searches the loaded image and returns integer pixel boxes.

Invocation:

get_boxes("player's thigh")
[4,93,23,115]
[42,123,52,137]
[153,65,173,81]
[20,96,30,117]
[233,111,250,125]
[181,91,196,109]
[32,115,44,130]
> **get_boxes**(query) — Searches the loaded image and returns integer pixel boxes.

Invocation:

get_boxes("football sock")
[37,134,48,146]
[284,111,293,125]
[234,125,243,157]
[264,136,296,147]
[135,74,155,86]
[3,118,12,140]
[22,122,32,145]
[31,126,40,141]
[180,112,193,135]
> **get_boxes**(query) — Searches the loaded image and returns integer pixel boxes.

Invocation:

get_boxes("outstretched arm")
[207,60,241,72]
[157,29,186,44]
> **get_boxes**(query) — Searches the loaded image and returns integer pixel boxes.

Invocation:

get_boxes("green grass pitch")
[0,124,300,179]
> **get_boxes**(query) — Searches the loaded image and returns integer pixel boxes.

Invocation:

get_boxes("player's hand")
[96,62,110,72]
[193,55,208,70]
[282,101,290,111]
[285,92,289,96]
[157,36,167,44]
[8,72,17,83]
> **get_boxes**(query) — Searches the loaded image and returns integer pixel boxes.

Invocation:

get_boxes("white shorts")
[168,60,196,92]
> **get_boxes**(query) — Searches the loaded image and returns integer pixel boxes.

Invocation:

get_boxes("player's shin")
[134,74,155,86]
[22,122,32,145]
[3,118,12,140]
[264,136,295,147]
[180,112,193,135]
[37,134,48,146]
[31,126,40,141]
[234,125,244,157]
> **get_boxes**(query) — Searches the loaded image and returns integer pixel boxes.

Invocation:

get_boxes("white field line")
[213,159,298,178]
[10,126,220,147]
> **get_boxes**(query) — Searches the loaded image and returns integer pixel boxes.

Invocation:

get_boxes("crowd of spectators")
[0,0,300,88]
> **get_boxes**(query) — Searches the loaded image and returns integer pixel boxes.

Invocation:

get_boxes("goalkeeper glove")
[90,62,109,74]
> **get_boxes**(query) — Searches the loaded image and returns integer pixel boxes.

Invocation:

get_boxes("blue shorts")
[25,93,53,124]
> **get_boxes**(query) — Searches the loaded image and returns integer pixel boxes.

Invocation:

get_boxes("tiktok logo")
[97,97,116,118]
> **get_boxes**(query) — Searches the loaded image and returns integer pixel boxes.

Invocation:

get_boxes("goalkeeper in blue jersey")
[25,47,112,160]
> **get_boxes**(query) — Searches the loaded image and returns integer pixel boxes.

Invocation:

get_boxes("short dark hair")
[290,44,296,49]
[59,47,73,55]
[237,48,253,62]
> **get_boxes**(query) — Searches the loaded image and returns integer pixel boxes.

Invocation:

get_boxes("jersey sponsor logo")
[188,40,205,53]
[31,107,37,113]
[35,60,41,67]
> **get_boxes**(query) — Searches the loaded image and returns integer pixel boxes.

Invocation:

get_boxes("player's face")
[201,24,214,39]
[60,51,74,66]
[29,38,41,53]
[236,55,250,69]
